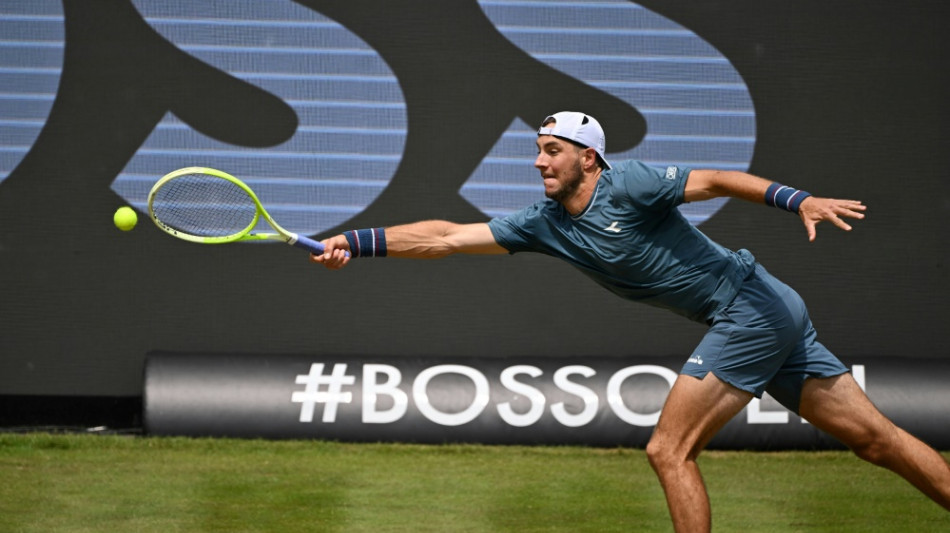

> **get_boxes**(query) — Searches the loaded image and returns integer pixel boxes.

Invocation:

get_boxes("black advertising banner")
[144,353,950,450]
[1,1,947,403]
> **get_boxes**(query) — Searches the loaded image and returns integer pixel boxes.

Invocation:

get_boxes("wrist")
[765,183,812,214]
[344,228,387,257]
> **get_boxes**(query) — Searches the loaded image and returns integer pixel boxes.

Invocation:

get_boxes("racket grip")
[291,234,351,258]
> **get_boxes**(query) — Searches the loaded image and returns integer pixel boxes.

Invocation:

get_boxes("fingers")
[827,200,866,229]
[829,215,854,232]
[834,200,866,220]
[800,198,866,241]
[310,248,350,269]
[309,235,351,269]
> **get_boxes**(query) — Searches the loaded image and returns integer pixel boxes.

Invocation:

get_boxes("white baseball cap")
[537,111,611,169]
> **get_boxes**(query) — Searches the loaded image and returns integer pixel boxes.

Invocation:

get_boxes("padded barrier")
[144,353,950,449]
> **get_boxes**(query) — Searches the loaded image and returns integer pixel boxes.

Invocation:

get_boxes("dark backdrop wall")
[0,0,947,399]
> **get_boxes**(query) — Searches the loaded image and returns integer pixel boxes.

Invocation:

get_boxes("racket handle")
[291,234,351,258]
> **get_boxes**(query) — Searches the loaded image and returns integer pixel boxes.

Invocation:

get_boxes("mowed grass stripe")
[0,434,947,532]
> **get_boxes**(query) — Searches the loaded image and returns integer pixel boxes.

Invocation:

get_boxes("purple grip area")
[291,234,350,257]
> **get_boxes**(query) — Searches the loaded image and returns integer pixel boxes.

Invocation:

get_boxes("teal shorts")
[681,264,849,414]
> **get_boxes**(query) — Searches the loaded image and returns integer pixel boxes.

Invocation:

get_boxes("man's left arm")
[684,169,866,241]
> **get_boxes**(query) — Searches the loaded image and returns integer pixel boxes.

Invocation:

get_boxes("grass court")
[1,433,947,532]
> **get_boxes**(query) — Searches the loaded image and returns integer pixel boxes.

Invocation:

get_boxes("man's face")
[534,134,585,203]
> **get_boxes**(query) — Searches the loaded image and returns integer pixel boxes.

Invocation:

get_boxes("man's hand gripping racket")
[309,233,352,270]
[148,167,348,257]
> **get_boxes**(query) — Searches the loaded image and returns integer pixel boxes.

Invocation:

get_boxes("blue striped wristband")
[765,183,812,214]
[344,228,387,258]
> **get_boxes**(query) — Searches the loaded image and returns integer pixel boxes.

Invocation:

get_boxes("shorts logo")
[687,355,704,365]
[665,166,678,180]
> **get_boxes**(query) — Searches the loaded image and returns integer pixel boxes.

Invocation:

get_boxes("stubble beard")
[544,158,584,204]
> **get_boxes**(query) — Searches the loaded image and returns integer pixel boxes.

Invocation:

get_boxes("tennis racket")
[147,167,343,256]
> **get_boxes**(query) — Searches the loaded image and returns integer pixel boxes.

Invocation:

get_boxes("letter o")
[413,365,490,426]
[606,365,678,426]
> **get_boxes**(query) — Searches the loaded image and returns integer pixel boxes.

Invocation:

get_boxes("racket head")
[147,167,262,244]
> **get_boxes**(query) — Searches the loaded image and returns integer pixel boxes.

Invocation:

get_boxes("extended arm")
[311,220,507,269]
[684,169,866,241]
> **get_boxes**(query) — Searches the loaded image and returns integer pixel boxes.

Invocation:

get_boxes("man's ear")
[583,147,599,171]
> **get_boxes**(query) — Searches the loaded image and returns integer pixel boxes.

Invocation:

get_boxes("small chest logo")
[604,221,622,233]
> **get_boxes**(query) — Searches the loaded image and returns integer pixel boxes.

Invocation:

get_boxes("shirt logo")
[687,355,704,365]
[604,221,622,233]
[665,166,678,180]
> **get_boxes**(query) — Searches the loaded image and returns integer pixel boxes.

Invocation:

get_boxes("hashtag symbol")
[291,363,355,423]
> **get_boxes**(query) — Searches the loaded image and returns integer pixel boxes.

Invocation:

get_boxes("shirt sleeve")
[487,202,547,254]
[618,161,691,212]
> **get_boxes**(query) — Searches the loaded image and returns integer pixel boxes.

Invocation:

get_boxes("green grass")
[0,434,947,532]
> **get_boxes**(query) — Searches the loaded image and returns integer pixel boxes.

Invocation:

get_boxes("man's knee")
[646,432,692,472]
[846,425,901,467]
[645,436,664,469]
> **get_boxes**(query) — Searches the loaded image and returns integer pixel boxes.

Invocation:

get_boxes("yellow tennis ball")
[113,206,138,231]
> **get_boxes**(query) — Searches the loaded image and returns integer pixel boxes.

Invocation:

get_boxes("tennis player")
[312,111,950,530]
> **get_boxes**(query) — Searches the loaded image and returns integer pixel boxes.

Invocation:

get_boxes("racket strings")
[151,174,258,238]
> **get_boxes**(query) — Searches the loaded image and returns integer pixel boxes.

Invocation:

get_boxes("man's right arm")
[311,221,507,270]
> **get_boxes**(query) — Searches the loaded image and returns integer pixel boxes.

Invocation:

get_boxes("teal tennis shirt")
[488,160,756,324]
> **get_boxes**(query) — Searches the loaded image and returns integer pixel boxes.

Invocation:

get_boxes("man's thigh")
[651,373,753,458]
[798,373,892,443]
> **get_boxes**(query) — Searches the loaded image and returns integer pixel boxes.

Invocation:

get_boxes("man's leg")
[646,373,753,533]
[799,373,950,510]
